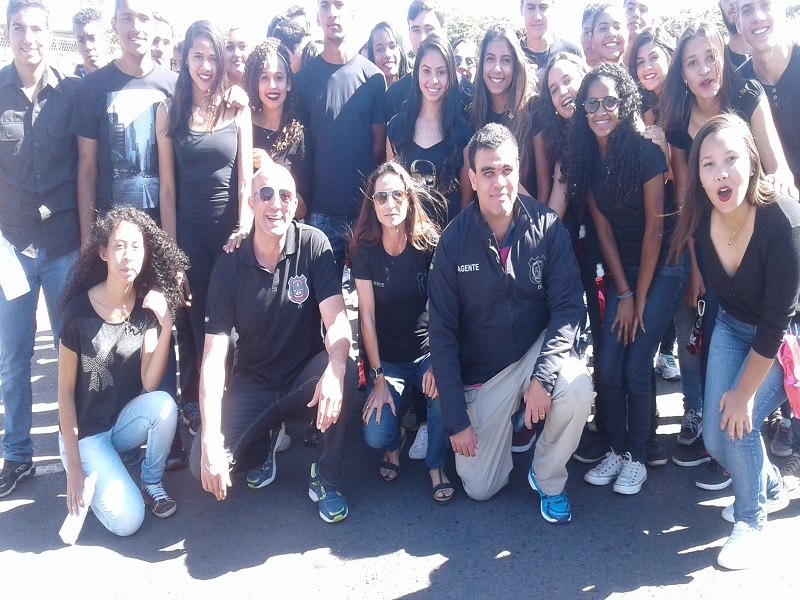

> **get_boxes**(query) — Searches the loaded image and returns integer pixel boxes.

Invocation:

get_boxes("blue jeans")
[362,354,448,470]
[675,301,703,413]
[1,246,77,462]
[596,262,687,462]
[58,391,178,536]
[305,213,355,281]
[703,308,787,529]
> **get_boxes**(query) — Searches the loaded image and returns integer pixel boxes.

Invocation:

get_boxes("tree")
[443,3,514,48]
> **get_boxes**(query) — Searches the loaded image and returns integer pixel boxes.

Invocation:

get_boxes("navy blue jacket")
[428,195,585,436]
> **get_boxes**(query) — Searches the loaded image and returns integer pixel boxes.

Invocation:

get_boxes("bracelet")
[617,291,634,299]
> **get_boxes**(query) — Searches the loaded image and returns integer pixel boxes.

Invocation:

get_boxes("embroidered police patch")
[529,256,545,286]
[288,274,309,305]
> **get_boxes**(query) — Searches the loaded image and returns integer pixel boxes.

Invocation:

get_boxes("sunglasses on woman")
[583,95,620,114]
[257,186,294,205]
[454,56,475,67]
[372,189,407,206]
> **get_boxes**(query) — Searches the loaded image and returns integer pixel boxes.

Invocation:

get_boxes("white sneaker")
[655,353,681,380]
[613,453,647,494]
[721,484,790,523]
[408,424,428,460]
[717,522,763,570]
[584,451,624,485]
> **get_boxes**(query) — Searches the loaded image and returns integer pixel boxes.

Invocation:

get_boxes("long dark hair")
[627,27,675,122]
[564,62,644,214]
[243,38,304,158]
[660,20,736,134]
[62,206,189,315]
[351,161,440,255]
[367,22,409,82]
[390,35,462,196]
[470,24,536,187]
[669,113,776,261]
[167,20,228,139]
[537,52,589,166]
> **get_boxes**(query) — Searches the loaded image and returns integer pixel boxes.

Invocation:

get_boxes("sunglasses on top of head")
[583,95,620,114]
[454,56,475,67]
[371,189,407,206]
[257,186,294,205]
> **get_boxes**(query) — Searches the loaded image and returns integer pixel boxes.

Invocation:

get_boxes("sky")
[47,0,712,40]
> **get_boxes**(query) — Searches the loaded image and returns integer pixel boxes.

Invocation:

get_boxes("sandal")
[379,430,406,482]
[431,466,454,505]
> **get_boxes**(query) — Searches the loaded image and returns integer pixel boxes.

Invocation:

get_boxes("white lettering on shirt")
[457,264,480,273]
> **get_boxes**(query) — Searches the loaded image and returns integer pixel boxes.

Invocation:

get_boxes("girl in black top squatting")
[670,114,800,570]
[58,207,188,536]
[565,63,687,495]
[351,162,453,504]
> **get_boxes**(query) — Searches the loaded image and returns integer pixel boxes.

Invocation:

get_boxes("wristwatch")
[370,366,384,380]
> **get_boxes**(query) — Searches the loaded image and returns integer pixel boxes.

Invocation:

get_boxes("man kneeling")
[428,123,594,523]
[191,164,356,523]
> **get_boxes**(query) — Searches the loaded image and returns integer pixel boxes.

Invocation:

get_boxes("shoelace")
[144,483,170,502]
[662,355,678,369]
[544,493,570,513]
[186,403,201,420]
[783,454,800,474]
[682,411,701,431]
[776,422,793,441]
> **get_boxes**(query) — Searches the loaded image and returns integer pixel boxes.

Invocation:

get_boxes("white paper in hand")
[59,471,98,545]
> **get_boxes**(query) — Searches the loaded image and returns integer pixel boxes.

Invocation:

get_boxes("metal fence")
[0,30,87,75]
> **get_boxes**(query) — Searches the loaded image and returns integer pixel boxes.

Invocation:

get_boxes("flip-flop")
[379,430,406,482]
[432,466,454,505]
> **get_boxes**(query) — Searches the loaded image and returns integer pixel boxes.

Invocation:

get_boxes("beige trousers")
[456,332,594,500]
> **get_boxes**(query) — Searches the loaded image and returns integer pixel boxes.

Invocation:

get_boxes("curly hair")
[61,207,189,316]
[350,161,441,257]
[243,38,304,159]
[537,52,589,167]
[564,62,643,216]
[390,35,462,197]
[167,20,228,140]
[660,20,736,134]
[367,22,409,83]
[669,113,776,262]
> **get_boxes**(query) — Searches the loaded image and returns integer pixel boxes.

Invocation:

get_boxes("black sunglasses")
[583,95,620,114]
[257,186,294,205]
[454,56,475,67]
[372,189,407,206]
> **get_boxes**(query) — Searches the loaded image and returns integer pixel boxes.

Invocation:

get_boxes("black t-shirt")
[205,223,341,388]
[521,36,583,72]
[695,197,800,358]
[386,114,472,227]
[384,72,474,124]
[173,119,239,230]
[61,293,156,440]
[757,43,800,189]
[666,78,763,153]
[293,55,386,217]
[351,241,433,363]
[591,136,669,270]
[728,46,754,78]
[71,63,177,222]
[252,123,309,201]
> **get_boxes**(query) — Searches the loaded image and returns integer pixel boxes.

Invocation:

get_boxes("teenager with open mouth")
[669,113,799,570]
[565,62,687,497]
[470,24,539,236]
[590,2,627,65]
[387,34,472,230]
[367,22,408,89]
[155,21,253,449]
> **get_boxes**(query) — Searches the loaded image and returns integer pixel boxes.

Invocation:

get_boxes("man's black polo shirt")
[0,64,79,258]
[205,222,341,388]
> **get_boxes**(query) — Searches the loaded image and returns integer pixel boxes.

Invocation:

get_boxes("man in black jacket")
[428,124,593,523]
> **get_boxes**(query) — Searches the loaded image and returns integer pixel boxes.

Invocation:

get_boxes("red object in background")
[595,263,607,321]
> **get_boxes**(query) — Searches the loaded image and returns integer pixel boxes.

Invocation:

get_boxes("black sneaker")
[0,459,36,498]
[677,409,702,445]
[165,430,188,471]
[695,459,731,490]
[572,433,608,464]
[304,420,321,447]
[182,402,202,436]
[672,438,711,467]
[646,437,668,467]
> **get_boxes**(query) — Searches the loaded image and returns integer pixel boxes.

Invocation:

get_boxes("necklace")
[720,206,752,246]
[104,285,133,333]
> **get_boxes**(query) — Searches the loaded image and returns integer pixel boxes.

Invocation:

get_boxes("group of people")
[1,0,799,573]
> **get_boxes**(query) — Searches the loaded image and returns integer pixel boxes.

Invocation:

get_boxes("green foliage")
[443,3,515,48]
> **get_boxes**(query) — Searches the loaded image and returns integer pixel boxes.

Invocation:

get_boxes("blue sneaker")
[308,463,348,523]
[247,423,285,489]
[528,466,572,524]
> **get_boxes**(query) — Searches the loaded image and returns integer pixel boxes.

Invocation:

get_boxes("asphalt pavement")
[1,293,798,599]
